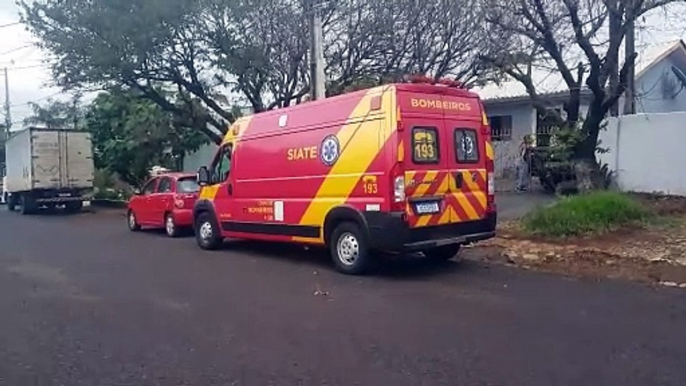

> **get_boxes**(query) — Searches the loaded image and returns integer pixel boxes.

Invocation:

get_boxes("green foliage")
[522,191,652,237]
[24,97,83,129]
[86,90,206,186]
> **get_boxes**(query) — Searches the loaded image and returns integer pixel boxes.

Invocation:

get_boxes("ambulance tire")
[330,222,373,275]
[423,244,462,262]
[195,211,223,250]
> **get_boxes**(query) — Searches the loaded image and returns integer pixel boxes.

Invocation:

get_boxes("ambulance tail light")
[486,159,496,213]
[394,176,405,204]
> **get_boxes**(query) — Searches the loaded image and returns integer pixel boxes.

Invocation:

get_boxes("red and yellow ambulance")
[194,79,496,274]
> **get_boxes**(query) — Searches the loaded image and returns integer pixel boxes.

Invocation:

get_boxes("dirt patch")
[475,195,686,287]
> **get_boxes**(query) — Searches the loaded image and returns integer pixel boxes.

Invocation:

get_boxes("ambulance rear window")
[412,127,440,164]
[455,129,479,163]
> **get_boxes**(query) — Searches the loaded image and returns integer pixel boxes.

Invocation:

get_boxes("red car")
[127,173,199,237]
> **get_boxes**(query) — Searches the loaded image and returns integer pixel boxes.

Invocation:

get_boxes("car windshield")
[177,177,200,193]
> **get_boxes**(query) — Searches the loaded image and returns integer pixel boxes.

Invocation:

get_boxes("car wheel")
[330,222,373,275]
[127,210,141,231]
[165,213,181,238]
[423,244,462,262]
[195,211,222,250]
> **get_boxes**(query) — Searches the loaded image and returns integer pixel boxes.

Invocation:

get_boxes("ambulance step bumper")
[363,211,497,253]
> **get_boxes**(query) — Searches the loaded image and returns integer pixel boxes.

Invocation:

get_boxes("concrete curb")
[90,199,128,209]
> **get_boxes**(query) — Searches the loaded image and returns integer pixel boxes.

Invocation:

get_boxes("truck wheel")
[330,222,373,275]
[127,210,141,231]
[20,195,36,215]
[195,212,222,250]
[7,194,16,211]
[423,244,462,262]
[165,213,181,238]
[65,201,83,213]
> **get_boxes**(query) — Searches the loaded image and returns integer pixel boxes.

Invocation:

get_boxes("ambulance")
[194,78,496,274]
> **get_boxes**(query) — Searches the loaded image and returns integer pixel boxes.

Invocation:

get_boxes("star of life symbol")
[461,134,475,155]
[320,135,340,166]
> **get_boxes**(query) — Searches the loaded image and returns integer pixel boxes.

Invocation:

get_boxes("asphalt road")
[1,209,685,386]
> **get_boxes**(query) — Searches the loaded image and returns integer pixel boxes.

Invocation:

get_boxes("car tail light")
[174,196,185,209]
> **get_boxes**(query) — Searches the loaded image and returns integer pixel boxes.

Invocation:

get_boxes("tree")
[85,89,206,186]
[482,0,684,189]
[23,97,82,130]
[21,0,493,142]
[20,0,231,143]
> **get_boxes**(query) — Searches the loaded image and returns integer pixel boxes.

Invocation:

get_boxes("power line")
[11,91,63,108]
[0,45,33,56]
[7,63,51,71]
[0,22,20,29]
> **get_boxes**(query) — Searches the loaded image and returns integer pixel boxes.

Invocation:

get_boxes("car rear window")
[412,127,440,164]
[455,129,479,163]
[177,177,200,193]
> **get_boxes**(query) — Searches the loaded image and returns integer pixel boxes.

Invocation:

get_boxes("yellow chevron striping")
[454,192,479,220]
[415,214,433,228]
[462,170,487,208]
[295,86,396,242]
[437,203,451,225]
[412,171,438,197]
[485,141,494,160]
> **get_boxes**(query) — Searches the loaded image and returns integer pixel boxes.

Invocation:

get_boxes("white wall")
[599,112,686,196]
[483,103,535,178]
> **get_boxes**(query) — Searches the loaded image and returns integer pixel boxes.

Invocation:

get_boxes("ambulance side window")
[211,144,233,184]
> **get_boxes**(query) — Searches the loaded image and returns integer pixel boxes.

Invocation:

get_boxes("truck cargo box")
[5,128,94,193]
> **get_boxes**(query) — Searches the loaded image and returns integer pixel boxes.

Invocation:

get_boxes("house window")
[489,116,513,141]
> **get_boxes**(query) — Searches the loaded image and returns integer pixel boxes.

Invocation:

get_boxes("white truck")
[5,128,94,214]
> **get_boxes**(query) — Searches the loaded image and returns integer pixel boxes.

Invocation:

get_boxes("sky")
[1,0,685,127]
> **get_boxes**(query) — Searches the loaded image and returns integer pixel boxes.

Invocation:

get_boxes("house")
[472,40,686,180]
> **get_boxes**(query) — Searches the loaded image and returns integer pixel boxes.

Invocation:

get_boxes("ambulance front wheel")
[195,211,223,250]
[330,222,373,275]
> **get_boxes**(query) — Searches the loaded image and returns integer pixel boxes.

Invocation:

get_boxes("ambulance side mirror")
[197,166,210,186]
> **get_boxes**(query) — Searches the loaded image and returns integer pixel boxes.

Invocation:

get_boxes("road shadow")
[217,239,479,279]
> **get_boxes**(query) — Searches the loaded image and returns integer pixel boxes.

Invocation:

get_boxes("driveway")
[0,209,684,385]
[497,192,556,221]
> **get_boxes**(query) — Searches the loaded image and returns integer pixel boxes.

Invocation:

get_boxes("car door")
[136,178,159,224]
[152,177,174,225]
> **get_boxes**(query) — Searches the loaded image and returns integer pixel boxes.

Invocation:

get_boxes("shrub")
[522,191,652,237]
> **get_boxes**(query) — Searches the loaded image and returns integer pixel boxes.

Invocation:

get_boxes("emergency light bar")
[403,74,463,88]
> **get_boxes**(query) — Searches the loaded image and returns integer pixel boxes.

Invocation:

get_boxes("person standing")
[515,135,534,192]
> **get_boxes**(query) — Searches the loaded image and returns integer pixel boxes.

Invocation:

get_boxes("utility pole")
[309,0,326,101]
[3,67,10,134]
[623,0,636,115]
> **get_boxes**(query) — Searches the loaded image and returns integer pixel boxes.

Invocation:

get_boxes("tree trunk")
[573,101,605,192]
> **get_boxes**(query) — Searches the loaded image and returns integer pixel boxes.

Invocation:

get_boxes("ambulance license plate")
[415,202,440,215]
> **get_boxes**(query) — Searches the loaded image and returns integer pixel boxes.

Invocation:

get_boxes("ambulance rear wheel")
[330,222,372,275]
[195,211,222,250]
